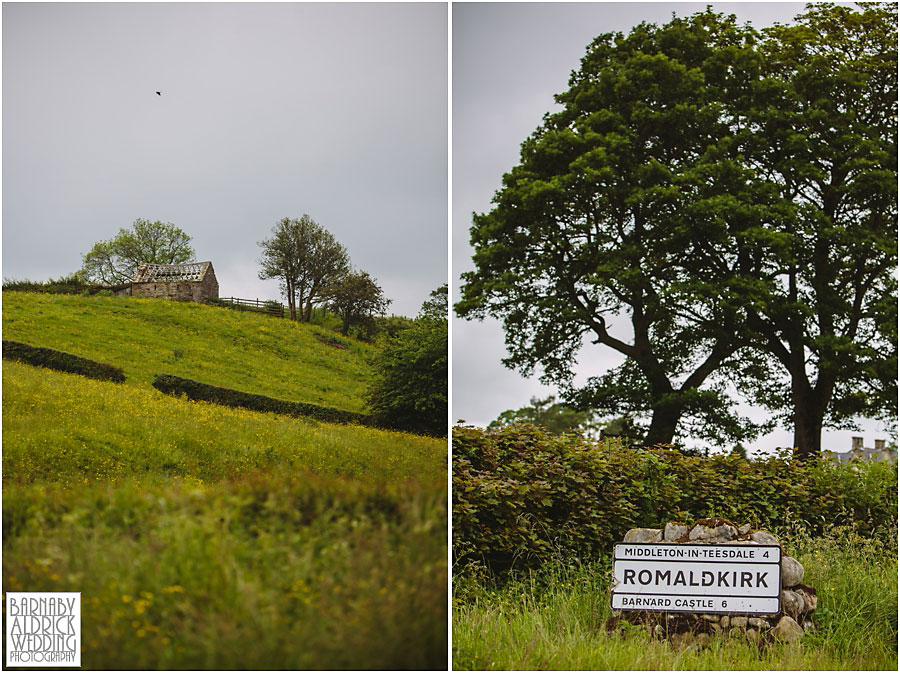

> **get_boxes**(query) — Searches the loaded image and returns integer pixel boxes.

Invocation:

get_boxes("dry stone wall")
[610,518,816,645]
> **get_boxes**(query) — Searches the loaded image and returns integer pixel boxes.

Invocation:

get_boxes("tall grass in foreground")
[3,363,447,669]
[453,526,897,670]
[5,475,446,669]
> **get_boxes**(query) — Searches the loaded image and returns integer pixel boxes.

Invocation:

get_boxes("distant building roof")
[132,262,213,283]
[823,446,897,464]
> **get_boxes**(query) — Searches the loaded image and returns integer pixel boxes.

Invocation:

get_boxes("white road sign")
[611,543,782,615]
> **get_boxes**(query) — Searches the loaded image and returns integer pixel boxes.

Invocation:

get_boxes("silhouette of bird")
[155,91,161,96]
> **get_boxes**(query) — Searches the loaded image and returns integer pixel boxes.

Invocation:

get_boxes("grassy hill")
[2,291,373,412]
[2,293,447,669]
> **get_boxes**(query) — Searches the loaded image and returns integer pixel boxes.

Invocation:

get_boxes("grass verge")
[452,526,897,670]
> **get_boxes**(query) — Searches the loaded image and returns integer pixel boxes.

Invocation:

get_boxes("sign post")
[611,543,782,615]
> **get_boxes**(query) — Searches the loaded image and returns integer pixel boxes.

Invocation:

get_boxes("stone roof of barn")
[132,261,214,283]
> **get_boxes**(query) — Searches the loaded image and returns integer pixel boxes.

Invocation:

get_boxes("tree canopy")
[325,269,390,338]
[732,2,898,455]
[457,4,897,456]
[81,219,195,284]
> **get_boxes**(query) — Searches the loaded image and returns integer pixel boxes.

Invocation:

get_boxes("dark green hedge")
[152,374,372,427]
[2,340,126,383]
[2,280,117,295]
[453,424,898,569]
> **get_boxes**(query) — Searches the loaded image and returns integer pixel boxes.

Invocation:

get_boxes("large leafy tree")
[367,285,448,436]
[732,3,898,457]
[258,215,350,321]
[325,269,391,338]
[458,4,897,456]
[457,10,773,447]
[81,219,195,284]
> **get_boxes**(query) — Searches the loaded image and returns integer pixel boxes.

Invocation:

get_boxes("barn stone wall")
[131,265,218,303]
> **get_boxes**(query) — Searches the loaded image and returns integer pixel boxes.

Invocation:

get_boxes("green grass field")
[3,294,447,669]
[453,526,897,670]
[2,291,373,411]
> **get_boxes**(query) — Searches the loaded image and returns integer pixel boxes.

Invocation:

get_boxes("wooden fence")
[212,298,400,323]
[216,297,286,318]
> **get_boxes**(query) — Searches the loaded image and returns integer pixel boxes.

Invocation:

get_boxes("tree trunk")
[642,403,680,446]
[792,405,823,459]
[286,280,297,321]
[790,377,833,460]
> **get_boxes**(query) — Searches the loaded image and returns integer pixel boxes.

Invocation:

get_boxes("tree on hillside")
[418,283,448,321]
[457,10,774,447]
[729,3,898,457]
[81,219,195,284]
[325,269,391,338]
[367,285,447,436]
[258,215,350,321]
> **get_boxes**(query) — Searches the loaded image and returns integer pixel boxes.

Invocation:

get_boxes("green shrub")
[3,276,112,295]
[152,374,372,427]
[2,340,126,383]
[453,424,898,570]
[367,316,447,437]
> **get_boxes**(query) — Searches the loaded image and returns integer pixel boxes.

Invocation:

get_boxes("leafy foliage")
[3,340,126,383]
[367,285,447,436]
[325,269,390,339]
[488,395,600,437]
[258,215,350,321]
[453,424,898,569]
[81,219,195,284]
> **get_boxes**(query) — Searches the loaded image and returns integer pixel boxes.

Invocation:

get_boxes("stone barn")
[131,262,219,303]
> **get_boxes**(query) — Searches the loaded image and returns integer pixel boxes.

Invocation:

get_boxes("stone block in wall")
[623,528,663,543]
[688,518,738,542]
[781,556,805,587]
[664,522,688,541]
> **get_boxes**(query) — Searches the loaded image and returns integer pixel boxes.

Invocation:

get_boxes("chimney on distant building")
[875,439,886,451]
[851,436,864,451]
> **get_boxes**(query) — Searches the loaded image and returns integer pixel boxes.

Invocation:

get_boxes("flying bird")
[155,91,161,96]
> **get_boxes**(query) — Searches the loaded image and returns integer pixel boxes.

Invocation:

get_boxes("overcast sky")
[452,1,888,453]
[2,2,447,318]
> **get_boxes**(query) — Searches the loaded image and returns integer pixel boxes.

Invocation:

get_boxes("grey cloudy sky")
[3,1,447,318]
[452,1,887,453]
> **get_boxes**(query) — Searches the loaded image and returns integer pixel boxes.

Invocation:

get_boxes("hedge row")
[2,281,116,295]
[2,341,127,383]
[453,424,898,569]
[152,374,372,427]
